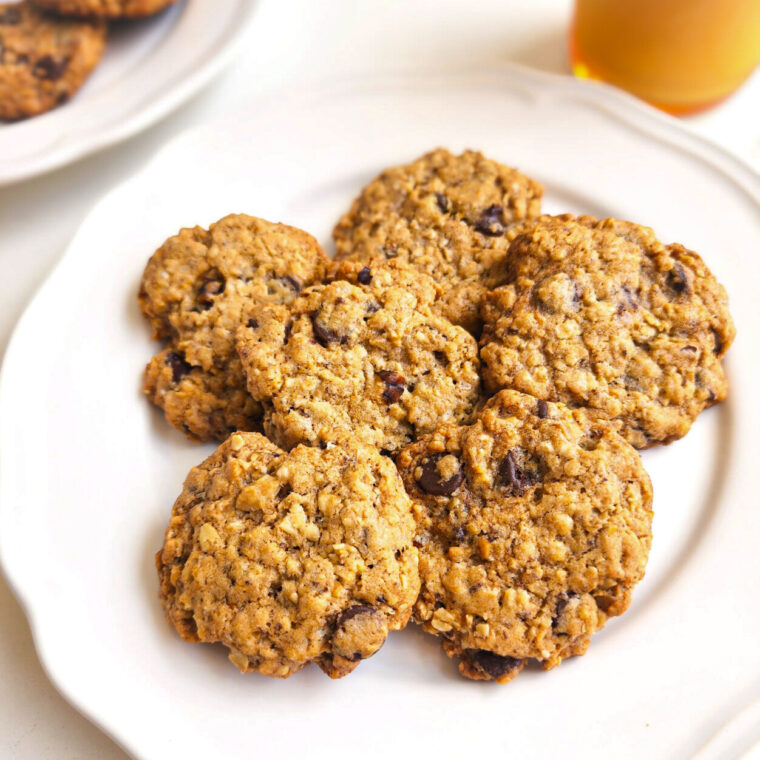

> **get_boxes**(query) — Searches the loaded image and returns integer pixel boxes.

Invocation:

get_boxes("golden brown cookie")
[396,390,653,684]
[139,214,329,442]
[33,0,177,18]
[236,260,481,453]
[480,215,735,448]
[157,432,420,679]
[332,148,543,333]
[143,348,260,442]
[0,1,105,120]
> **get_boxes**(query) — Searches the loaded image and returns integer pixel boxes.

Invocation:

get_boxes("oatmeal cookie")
[236,260,481,453]
[139,214,329,442]
[144,348,261,442]
[396,390,653,683]
[157,432,420,679]
[332,148,543,333]
[0,1,105,120]
[33,0,177,18]
[480,215,735,448]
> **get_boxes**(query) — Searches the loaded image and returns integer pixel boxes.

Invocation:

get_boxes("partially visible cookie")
[480,215,735,448]
[332,148,543,333]
[0,2,105,120]
[236,260,481,453]
[139,214,329,442]
[33,0,177,18]
[157,431,420,679]
[396,390,653,684]
[144,348,261,442]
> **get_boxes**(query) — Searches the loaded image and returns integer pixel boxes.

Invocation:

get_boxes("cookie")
[144,348,261,441]
[139,214,329,442]
[480,215,735,448]
[236,260,481,453]
[396,390,653,683]
[332,148,543,332]
[33,0,177,18]
[0,2,105,120]
[156,431,420,679]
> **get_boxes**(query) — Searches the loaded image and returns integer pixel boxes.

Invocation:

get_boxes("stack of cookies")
[0,0,178,120]
[144,148,734,684]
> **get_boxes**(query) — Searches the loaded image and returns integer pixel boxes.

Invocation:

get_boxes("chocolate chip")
[593,594,615,613]
[474,204,505,236]
[377,369,406,403]
[336,604,376,628]
[416,453,464,496]
[465,649,523,679]
[247,317,259,329]
[552,592,576,627]
[311,313,344,347]
[332,605,386,661]
[711,328,724,356]
[617,285,639,314]
[281,275,301,294]
[666,262,689,294]
[166,352,192,383]
[357,267,372,285]
[283,320,292,344]
[33,55,69,81]
[196,275,225,309]
[435,193,451,213]
[499,449,542,496]
[536,399,549,418]
[365,301,381,315]
[0,7,22,24]
[433,350,449,366]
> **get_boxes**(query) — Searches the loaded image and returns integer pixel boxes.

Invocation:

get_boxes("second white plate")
[2,66,760,760]
[0,0,257,185]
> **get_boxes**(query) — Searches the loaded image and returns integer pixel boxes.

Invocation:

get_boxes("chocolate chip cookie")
[156,431,420,679]
[396,390,653,684]
[33,0,177,18]
[332,148,543,333]
[480,215,735,448]
[236,260,481,453]
[0,1,105,120]
[139,214,329,442]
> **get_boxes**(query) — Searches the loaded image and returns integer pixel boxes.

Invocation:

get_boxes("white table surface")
[1,1,758,757]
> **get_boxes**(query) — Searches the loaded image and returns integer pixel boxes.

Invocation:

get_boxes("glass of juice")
[570,0,760,114]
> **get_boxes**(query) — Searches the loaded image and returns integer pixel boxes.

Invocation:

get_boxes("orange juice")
[570,0,760,114]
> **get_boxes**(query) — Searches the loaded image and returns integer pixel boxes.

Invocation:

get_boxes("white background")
[1,1,758,757]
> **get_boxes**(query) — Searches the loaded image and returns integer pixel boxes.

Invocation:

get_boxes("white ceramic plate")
[2,66,759,760]
[0,0,257,185]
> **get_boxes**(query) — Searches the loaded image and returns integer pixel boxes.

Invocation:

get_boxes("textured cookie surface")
[236,260,481,453]
[139,214,329,442]
[396,390,653,683]
[332,148,543,332]
[33,0,177,18]
[480,216,735,448]
[0,2,105,120]
[157,432,420,679]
